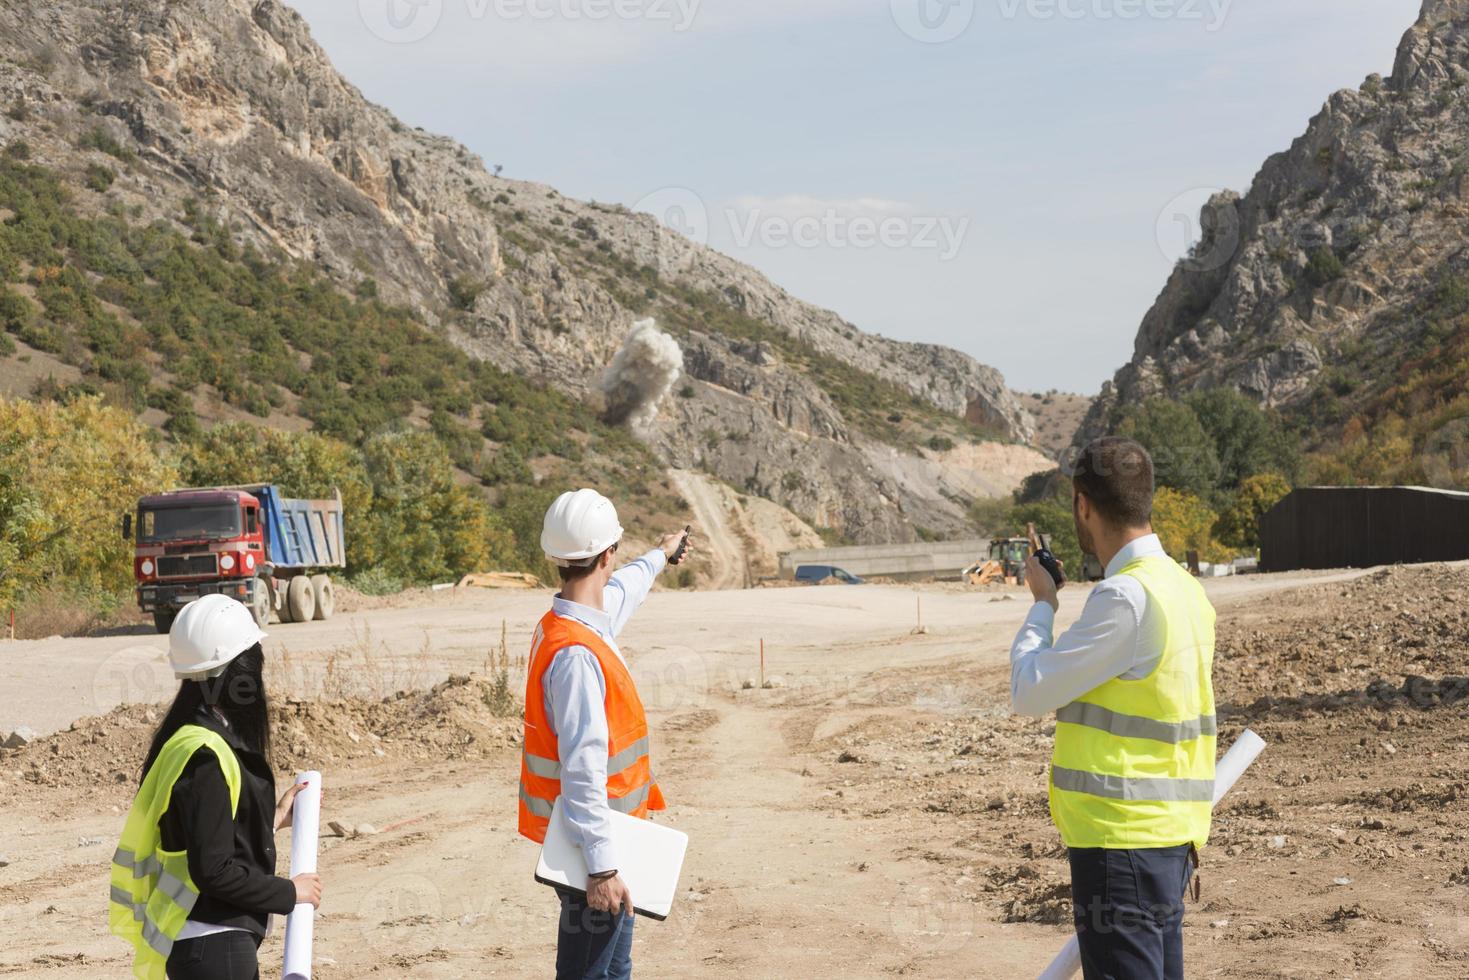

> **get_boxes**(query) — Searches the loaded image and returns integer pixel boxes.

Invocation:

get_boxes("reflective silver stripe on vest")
[157,871,198,913]
[1052,766,1214,803]
[1056,703,1217,744]
[607,737,650,777]
[524,736,649,782]
[113,847,163,880]
[111,885,145,921]
[518,785,554,818]
[524,751,560,779]
[141,919,174,958]
[608,783,652,814]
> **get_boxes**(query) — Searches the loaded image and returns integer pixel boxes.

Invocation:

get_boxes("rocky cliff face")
[0,0,1044,543]
[1079,0,1469,448]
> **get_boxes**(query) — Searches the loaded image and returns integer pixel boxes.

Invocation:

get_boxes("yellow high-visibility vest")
[110,725,241,980]
[1050,554,1216,850]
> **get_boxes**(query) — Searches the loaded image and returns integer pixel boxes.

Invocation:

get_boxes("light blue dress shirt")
[1009,533,1171,717]
[543,549,666,874]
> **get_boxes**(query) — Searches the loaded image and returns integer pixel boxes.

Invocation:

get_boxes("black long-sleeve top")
[157,709,297,935]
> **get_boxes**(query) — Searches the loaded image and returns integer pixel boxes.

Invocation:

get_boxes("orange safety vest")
[518,610,665,843]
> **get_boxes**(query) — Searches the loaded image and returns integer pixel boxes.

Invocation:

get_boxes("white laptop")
[535,797,689,921]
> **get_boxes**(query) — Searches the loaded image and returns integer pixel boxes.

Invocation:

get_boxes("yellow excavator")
[965,523,1054,586]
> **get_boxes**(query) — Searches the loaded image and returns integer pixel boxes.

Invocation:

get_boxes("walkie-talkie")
[1027,522,1066,589]
[669,525,692,566]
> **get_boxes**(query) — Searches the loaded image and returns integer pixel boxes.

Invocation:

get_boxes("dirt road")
[668,469,747,590]
[2,565,1466,978]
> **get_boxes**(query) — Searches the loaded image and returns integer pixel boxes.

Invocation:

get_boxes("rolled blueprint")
[1037,730,1268,980]
[284,771,322,980]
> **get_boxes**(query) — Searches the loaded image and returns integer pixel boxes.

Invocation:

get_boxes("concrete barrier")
[777,540,990,581]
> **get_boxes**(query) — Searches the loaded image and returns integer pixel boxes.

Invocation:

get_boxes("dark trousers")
[166,930,262,980]
[1068,844,1194,980]
[556,890,634,980]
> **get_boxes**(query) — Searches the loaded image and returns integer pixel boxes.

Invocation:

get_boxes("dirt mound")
[1215,563,1469,719]
[0,675,520,791]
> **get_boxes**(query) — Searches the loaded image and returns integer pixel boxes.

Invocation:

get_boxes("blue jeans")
[556,891,634,980]
[1068,844,1195,980]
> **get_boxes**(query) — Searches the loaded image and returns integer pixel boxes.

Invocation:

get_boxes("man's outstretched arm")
[604,529,695,637]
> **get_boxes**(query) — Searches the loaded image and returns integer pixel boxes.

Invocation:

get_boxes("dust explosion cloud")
[600,318,684,431]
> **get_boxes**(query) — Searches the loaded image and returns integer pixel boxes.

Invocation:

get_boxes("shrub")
[85,164,115,192]
[926,435,956,453]
[1304,247,1345,287]
[348,566,404,597]
[449,274,485,310]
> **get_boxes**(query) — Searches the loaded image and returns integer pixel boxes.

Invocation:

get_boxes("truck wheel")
[152,610,176,635]
[269,578,292,623]
[248,580,271,629]
[286,575,316,624]
[310,574,335,621]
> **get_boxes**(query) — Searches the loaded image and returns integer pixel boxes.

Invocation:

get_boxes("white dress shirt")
[1010,534,1170,717]
[542,549,666,874]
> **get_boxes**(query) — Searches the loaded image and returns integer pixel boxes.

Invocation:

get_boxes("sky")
[285,0,1423,394]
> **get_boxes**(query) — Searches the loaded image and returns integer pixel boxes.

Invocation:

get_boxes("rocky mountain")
[0,0,1047,545]
[1079,0,1469,476]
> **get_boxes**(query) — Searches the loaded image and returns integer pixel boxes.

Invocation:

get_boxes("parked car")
[794,564,864,585]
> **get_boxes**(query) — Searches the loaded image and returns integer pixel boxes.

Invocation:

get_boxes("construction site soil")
[1,565,1465,977]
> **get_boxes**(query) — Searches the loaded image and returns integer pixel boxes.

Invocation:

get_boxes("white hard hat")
[169,594,268,680]
[541,489,624,567]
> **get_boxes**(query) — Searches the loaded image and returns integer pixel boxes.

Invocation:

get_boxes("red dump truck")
[125,484,346,633]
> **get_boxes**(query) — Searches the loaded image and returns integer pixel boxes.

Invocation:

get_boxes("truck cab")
[127,484,344,634]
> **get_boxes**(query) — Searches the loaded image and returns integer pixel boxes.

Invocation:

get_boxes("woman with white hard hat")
[109,594,323,980]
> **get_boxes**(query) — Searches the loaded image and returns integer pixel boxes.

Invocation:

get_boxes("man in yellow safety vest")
[1010,437,1215,980]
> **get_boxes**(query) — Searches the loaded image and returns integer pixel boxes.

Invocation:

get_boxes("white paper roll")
[284,771,322,980]
[1037,730,1268,980]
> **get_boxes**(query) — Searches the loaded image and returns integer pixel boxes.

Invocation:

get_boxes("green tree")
[359,430,514,583]
[1213,472,1292,553]
[1119,399,1221,499]
[1182,388,1302,490]
[0,396,175,606]
[175,423,373,527]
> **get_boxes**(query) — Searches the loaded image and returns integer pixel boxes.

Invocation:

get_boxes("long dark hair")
[141,644,272,783]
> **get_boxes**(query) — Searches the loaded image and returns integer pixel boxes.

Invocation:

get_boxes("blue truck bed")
[256,486,346,570]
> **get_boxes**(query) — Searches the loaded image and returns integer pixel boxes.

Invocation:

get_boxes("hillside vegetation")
[0,150,685,629]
